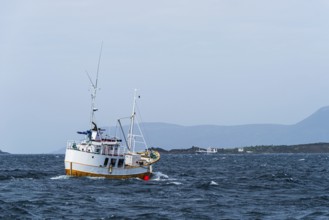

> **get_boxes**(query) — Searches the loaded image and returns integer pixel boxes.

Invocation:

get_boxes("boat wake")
[151,172,169,181]
[50,175,71,180]
[151,172,183,185]
[86,176,106,180]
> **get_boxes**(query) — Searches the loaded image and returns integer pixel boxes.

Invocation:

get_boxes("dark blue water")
[1,154,329,219]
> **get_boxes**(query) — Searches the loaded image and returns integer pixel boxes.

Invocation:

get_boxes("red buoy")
[143,175,150,181]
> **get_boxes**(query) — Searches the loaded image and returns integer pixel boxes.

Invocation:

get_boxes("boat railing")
[67,140,128,156]
[67,140,79,149]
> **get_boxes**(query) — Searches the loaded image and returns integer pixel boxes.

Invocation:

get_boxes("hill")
[53,106,329,153]
[140,106,329,149]
[0,150,10,155]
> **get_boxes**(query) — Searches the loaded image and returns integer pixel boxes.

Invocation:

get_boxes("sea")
[1,154,329,219]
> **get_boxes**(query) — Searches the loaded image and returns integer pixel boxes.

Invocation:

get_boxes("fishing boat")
[64,49,160,180]
[195,147,218,154]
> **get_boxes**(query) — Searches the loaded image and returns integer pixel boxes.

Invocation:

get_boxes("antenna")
[128,89,139,152]
[95,41,103,89]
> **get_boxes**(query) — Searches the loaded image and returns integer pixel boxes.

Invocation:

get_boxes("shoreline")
[151,142,329,154]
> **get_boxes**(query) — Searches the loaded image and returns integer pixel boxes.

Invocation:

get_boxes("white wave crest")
[210,180,219,185]
[168,181,182,185]
[50,175,71,180]
[151,172,169,181]
[86,176,106,180]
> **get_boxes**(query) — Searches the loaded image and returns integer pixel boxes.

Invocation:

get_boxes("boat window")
[104,158,109,167]
[118,159,124,168]
[110,158,117,167]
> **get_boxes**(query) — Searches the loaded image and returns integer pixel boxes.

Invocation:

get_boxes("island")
[0,150,10,155]
[150,143,329,154]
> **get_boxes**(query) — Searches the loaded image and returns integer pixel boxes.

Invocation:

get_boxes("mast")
[87,42,103,131]
[89,78,97,130]
[128,89,138,152]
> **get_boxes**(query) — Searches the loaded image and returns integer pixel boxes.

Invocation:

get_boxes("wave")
[0,169,54,180]
[210,180,219,186]
[168,181,182,185]
[86,176,106,180]
[151,172,169,181]
[51,175,106,180]
[50,175,71,180]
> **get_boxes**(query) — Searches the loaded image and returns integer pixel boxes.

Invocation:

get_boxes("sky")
[1,0,329,153]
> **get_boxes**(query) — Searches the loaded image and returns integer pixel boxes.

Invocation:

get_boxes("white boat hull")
[64,149,152,179]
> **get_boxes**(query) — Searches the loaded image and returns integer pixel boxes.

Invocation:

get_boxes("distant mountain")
[52,148,66,154]
[141,106,329,149]
[53,106,329,153]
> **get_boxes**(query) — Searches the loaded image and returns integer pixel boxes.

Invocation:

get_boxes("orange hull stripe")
[65,169,151,179]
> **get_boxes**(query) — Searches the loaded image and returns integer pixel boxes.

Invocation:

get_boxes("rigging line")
[85,71,95,89]
[135,117,148,150]
[135,102,150,148]
[118,116,131,121]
